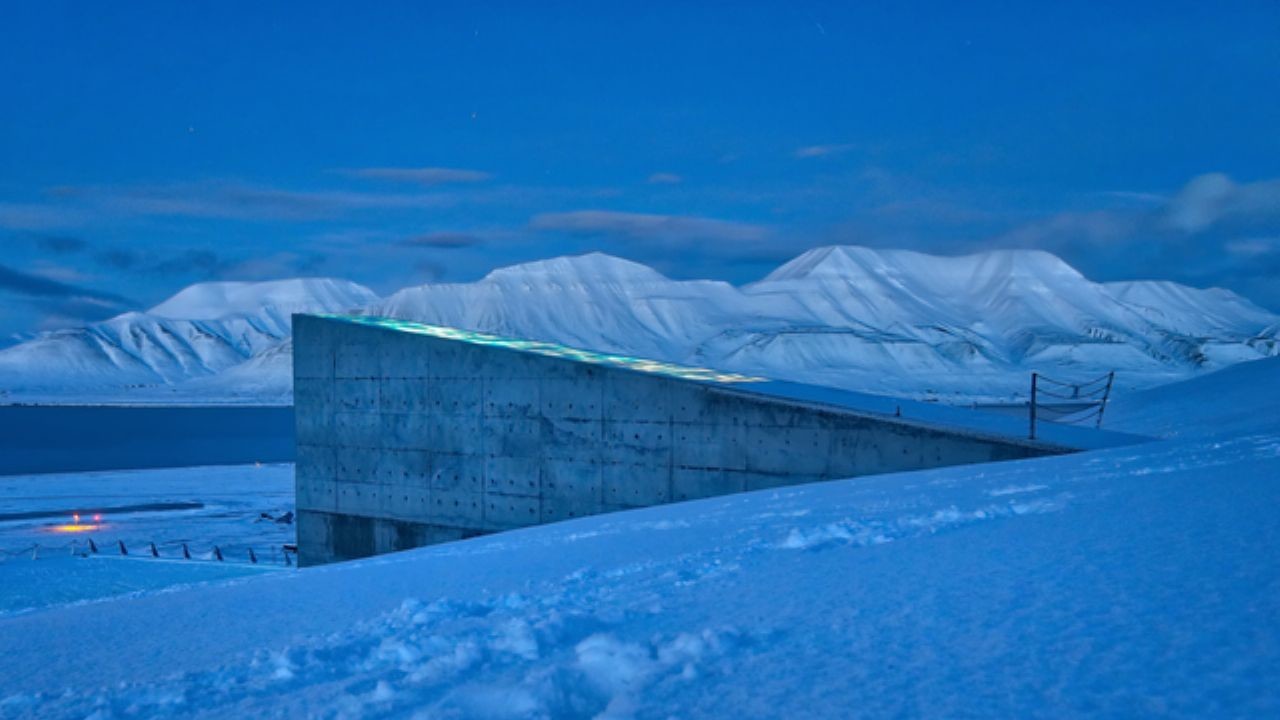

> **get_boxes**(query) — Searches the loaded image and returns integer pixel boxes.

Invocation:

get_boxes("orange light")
[50,523,100,533]
[93,514,101,522]
[73,513,80,523]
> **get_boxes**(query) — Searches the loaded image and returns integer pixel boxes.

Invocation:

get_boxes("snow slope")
[1106,355,1280,439]
[0,279,377,402]
[1,363,1278,717]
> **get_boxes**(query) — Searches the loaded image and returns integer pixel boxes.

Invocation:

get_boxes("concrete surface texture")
[293,315,1061,566]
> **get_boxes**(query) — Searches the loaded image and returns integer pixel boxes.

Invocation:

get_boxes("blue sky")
[2,1,1279,339]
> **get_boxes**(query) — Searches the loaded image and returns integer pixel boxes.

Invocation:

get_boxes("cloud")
[24,261,93,284]
[646,172,683,185]
[794,143,857,159]
[1001,174,1280,250]
[399,231,485,249]
[97,247,239,278]
[102,182,460,221]
[985,173,1280,309]
[95,248,140,270]
[3,176,623,239]
[1224,238,1278,258]
[343,167,492,185]
[0,202,88,230]
[24,181,464,224]
[13,178,616,227]
[530,210,770,244]
[0,262,133,308]
[1162,173,1238,233]
[1161,173,1280,234]
[995,209,1139,250]
[1096,190,1168,206]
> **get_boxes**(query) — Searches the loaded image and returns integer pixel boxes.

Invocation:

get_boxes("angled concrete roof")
[314,314,1148,452]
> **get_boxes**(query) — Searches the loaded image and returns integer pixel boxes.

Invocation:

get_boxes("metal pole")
[1096,371,1115,428]
[1029,372,1038,440]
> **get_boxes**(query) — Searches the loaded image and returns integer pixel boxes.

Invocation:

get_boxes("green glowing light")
[317,314,767,384]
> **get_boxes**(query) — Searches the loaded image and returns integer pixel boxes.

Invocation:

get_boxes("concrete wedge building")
[293,314,1127,566]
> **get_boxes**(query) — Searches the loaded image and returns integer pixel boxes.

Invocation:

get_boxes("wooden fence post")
[1096,371,1116,428]
[1029,372,1038,440]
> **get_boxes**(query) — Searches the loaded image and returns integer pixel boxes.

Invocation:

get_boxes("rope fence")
[0,537,298,567]
[1029,371,1115,440]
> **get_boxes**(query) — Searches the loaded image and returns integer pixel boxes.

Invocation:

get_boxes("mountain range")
[1,246,1275,404]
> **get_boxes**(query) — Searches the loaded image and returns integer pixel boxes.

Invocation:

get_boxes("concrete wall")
[294,315,1059,566]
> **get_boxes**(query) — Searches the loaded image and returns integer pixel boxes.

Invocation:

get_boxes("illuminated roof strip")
[318,314,767,384]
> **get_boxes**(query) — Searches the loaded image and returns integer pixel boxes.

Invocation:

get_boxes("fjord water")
[0,405,294,475]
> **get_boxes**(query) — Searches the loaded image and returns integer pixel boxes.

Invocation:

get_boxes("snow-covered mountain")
[0,247,1275,403]
[370,248,1279,401]
[0,278,378,402]
[375,253,753,363]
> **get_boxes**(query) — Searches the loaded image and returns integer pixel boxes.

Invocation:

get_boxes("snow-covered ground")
[1106,355,1280,439]
[1,357,1277,718]
[2,247,1276,404]
[0,465,295,615]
